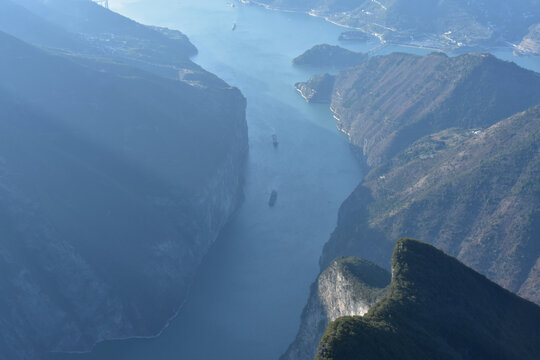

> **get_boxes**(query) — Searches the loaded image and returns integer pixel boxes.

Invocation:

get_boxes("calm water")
[62,1,540,360]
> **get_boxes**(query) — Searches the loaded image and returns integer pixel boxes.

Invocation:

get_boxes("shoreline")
[295,86,311,103]
[51,282,192,356]
[239,0,526,56]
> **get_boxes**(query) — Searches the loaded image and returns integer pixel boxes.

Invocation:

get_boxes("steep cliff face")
[295,73,336,104]
[280,258,389,360]
[0,2,248,358]
[316,239,540,360]
[322,105,540,304]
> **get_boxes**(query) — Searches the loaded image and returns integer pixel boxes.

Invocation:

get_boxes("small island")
[292,44,368,68]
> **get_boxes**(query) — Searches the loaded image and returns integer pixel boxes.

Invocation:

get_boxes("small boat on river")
[272,134,278,147]
[268,190,278,207]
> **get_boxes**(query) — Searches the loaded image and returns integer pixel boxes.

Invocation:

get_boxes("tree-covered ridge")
[316,239,540,360]
[292,44,367,69]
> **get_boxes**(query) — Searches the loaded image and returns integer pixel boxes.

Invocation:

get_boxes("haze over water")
[62,1,540,360]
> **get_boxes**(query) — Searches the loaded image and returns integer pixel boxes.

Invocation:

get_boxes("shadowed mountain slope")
[0,3,247,357]
[298,52,540,167]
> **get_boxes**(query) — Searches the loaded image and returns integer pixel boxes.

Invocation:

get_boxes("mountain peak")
[317,239,540,360]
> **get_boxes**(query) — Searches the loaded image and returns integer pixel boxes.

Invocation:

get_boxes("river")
[62,1,540,359]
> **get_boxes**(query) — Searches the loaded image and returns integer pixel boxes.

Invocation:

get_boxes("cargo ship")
[272,134,278,147]
[268,190,278,207]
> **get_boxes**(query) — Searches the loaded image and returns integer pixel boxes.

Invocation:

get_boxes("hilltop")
[316,239,540,360]
[292,44,367,68]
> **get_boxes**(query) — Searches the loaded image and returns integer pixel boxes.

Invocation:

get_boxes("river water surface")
[65,1,540,359]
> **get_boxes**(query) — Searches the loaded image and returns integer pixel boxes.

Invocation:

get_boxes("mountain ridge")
[322,104,540,303]
[316,239,540,360]
[280,257,390,360]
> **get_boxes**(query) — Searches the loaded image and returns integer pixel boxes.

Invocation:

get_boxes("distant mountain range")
[250,0,540,52]
[316,239,540,360]
[292,44,367,69]
[0,0,247,358]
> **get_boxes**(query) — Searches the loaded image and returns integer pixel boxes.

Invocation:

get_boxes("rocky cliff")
[0,1,248,358]
[292,44,367,69]
[316,239,540,360]
[280,257,389,360]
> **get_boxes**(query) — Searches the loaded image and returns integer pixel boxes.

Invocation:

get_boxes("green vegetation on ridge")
[316,239,540,360]
[292,44,367,69]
